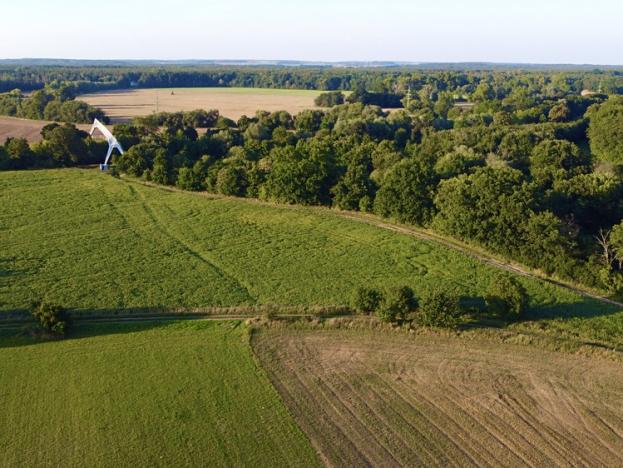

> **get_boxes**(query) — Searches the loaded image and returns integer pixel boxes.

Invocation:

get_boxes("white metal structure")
[89,119,124,169]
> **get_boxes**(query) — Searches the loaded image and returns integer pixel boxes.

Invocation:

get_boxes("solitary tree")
[485,275,528,320]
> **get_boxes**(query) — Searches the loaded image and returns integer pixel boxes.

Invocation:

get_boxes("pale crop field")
[79,87,325,122]
[253,328,623,467]
[0,116,90,143]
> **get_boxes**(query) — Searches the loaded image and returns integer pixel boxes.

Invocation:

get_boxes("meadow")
[253,327,623,467]
[2,169,623,344]
[0,320,319,467]
[79,87,325,122]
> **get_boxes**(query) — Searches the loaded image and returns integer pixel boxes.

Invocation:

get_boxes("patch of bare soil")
[253,329,623,467]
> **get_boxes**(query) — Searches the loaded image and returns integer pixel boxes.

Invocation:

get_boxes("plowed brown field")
[253,329,623,467]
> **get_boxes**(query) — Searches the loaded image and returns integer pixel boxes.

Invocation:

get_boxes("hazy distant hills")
[0,59,621,70]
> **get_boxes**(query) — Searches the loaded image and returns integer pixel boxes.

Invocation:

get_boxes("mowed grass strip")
[0,321,320,467]
[2,169,623,342]
[252,328,623,467]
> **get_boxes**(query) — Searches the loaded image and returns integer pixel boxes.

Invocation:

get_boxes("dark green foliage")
[485,275,528,320]
[0,87,107,123]
[433,167,532,255]
[496,131,535,168]
[176,167,200,191]
[374,158,437,225]
[115,143,155,177]
[434,146,485,179]
[31,302,68,336]
[216,166,248,196]
[588,96,623,164]
[351,287,383,314]
[314,91,345,107]
[529,139,589,186]
[519,211,577,275]
[136,109,220,129]
[37,123,90,165]
[151,150,172,185]
[417,288,462,328]
[332,146,375,210]
[376,286,416,323]
[262,139,335,205]
[548,100,571,122]
[4,138,35,169]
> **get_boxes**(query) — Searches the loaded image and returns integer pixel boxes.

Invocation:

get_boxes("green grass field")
[2,169,623,343]
[0,320,319,467]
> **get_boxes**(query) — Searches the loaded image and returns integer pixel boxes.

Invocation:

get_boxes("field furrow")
[252,329,623,467]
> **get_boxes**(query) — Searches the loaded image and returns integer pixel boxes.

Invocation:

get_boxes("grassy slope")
[2,169,622,342]
[0,321,319,467]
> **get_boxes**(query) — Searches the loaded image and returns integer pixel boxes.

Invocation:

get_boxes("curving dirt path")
[335,211,623,309]
[125,177,623,310]
[253,329,623,467]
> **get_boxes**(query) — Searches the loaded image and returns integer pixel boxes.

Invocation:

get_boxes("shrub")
[485,275,528,320]
[351,286,383,314]
[417,288,462,328]
[376,286,416,323]
[31,302,68,336]
[314,91,345,107]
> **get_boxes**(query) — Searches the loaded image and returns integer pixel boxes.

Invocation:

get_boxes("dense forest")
[3,68,623,293]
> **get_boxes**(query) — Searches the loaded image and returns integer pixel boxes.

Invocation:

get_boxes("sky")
[1,0,622,64]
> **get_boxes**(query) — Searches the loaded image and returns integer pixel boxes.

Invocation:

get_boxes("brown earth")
[0,116,92,143]
[253,328,623,467]
[80,87,324,123]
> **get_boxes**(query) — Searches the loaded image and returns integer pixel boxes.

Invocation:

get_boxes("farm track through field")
[335,212,623,309]
[130,185,257,302]
[252,330,623,467]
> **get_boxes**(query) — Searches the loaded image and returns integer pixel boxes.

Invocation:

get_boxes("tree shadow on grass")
[525,297,623,321]
[0,319,174,350]
[0,307,245,350]
[458,294,623,332]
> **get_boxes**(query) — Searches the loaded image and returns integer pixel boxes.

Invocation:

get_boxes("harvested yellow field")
[253,328,623,467]
[0,116,90,143]
[80,87,325,122]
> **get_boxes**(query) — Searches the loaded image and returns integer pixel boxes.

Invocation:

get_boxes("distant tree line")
[2,65,622,97]
[4,70,623,294]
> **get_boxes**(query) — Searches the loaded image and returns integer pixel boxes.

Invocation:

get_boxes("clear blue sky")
[2,0,622,64]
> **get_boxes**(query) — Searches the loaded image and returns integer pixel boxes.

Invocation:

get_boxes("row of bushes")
[351,274,528,328]
[26,274,525,340]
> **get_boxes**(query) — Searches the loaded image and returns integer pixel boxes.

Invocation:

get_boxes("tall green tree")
[374,157,438,225]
